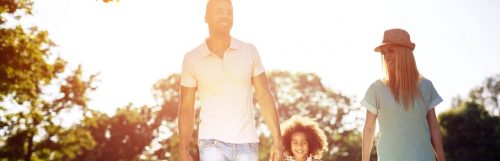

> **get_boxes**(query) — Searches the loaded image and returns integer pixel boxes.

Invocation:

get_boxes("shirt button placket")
[222,53,228,70]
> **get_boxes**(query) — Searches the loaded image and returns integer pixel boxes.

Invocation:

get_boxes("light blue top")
[361,78,442,161]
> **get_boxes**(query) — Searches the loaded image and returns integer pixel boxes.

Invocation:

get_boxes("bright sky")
[24,0,500,116]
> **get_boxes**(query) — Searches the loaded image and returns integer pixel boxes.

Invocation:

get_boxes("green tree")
[0,65,98,161]
[69,74,197,161]
[143,74,200,161]
[439,102,500,161]
[1,1,97,160]
[439,75,500,161]
[144,71,365,161]
[72,105,159,161]
[481,74,500,116]
[1,0,53,104]
[69,75,188,161]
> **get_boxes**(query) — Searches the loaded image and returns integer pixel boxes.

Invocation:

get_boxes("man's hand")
[179,150,194,161]
[269,141,284,161]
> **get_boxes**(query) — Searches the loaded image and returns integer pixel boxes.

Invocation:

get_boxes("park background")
[1,0,500,160]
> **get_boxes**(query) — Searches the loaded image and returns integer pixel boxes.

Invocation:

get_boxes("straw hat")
[374,28,416,52]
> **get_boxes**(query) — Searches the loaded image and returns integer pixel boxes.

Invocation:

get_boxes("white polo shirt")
[180,38,264,143]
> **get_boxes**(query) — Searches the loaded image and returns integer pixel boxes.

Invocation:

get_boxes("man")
[178,0,283,161]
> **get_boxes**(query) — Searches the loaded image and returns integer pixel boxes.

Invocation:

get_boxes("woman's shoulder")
[365,79,386,91]
[372,78,385,85]
[419,77,432,84]
[419,77,436,88]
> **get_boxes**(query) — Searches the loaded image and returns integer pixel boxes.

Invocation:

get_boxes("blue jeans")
[199,139,258,161]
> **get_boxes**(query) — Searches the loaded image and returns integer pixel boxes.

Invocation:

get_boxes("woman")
[361,28,446,161]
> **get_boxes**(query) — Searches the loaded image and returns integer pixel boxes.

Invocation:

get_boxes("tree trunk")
[25,130,34,161]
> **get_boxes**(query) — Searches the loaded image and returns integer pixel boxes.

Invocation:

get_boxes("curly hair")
[281,116,328,158]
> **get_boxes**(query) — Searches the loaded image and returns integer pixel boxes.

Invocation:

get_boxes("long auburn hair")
[382,45,421,110]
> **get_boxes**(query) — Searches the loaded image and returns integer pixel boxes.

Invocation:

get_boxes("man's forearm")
[178,104,195,151]
[258,94,282,142]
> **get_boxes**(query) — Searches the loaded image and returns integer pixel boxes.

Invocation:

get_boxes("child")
[281,116,328,161]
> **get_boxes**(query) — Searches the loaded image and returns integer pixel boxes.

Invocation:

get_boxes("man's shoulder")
[232,37,256,50]
[184,42,206,59]
[232,37,249,45]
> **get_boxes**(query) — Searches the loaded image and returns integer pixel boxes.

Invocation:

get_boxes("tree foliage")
[1,1,97,160]
[469,75,500,116]
[5,1,499,161]
[70,74,188,161]
[72,105,157,161]
[439,75,500,161]
[0,65,98,161]
[1,0,55,104]
[439,102,500,161]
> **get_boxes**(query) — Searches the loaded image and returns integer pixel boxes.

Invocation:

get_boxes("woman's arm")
[427,108,446,161]
[362,111,377,161]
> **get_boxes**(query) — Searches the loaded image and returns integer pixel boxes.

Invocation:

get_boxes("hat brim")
[374,42,416,52]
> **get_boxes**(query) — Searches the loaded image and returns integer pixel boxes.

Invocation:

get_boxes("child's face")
[291,131,309,159]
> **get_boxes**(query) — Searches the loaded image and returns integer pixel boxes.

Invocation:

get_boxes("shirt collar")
[201,37,239,58]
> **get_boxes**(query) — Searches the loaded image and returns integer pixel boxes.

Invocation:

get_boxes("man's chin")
[215,29,231,35]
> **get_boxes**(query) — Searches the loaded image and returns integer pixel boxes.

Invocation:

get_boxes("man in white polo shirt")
[178,0,283,161]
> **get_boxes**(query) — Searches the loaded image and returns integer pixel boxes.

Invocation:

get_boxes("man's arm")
[252,73,283,161]
[178,86,197,161]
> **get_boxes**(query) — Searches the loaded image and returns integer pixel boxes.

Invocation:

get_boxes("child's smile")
[291,132,310,160]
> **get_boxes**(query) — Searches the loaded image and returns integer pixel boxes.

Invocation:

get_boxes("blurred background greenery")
[1,0,499,160]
